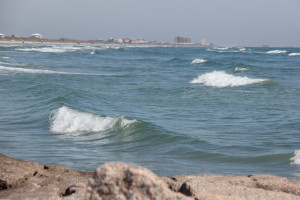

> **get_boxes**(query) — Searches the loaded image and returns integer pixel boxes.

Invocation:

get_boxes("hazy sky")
[1,0,300,46]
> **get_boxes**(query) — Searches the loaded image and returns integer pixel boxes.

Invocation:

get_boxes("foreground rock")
[85,162,191,200]
[0,154,92,199]
[1,154,300,200]
[162,174,300,200]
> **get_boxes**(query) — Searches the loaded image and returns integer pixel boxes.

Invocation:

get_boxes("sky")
[1,0,300,46]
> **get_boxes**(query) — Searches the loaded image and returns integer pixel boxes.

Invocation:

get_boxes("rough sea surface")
[0,44,299,178]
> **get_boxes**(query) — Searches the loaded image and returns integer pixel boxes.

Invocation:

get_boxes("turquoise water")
[0,44,299,178]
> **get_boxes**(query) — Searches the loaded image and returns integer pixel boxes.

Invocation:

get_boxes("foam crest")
[266,50,287,54]
[0,65,111,76]
[191,59,207,64]
[289,53,300,56]
[16,46,81,53]
[50,106,137,134]
[190,71,267,87]
[291,150,300,165]
[235,67,250,72]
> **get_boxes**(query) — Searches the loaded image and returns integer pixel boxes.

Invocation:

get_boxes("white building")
[200,39,206,46]
[0,33,5,38]
[31,33,43,39]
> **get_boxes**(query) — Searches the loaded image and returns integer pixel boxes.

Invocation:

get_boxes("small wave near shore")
[50,106,137,134]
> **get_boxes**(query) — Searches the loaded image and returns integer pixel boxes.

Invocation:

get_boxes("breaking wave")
[191,59,207,64]
[291,150,300,165]
[190,71,267,87]
[289,53,300,56]
[0,65,112,76]
[50,106,137,134]
[266,50,287,54]
[16,46,82,53]
[235,67,250,72]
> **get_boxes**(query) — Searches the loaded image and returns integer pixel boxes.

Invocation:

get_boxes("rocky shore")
[0,154,299,200]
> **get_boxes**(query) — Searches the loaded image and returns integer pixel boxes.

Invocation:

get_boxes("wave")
[266,50,287,54]
[191,59,207,64]
[16,46,82,53]
[288,53,300,56]
[291,150,300,165]
[190,71,268,87]
[0,65,113,76]
[214,47,229,50]
[50,106,137,134]
[235,67,250,72]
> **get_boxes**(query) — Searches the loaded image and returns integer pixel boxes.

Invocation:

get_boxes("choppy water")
[0,44,299,178]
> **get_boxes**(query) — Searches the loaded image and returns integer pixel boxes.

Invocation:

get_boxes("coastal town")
[0,33,214,46]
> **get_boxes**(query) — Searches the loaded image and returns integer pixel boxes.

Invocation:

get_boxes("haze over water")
[0,44,299,178]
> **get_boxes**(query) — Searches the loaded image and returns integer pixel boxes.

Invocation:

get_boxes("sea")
[0,44,299,178]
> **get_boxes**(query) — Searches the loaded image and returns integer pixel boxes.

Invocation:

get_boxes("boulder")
[0,154,92,200]
[85,162,192,200]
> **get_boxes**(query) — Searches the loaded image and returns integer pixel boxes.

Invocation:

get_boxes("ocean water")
[0,44,299,178]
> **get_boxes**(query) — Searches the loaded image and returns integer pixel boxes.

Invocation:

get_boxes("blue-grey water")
[0,44,299,178]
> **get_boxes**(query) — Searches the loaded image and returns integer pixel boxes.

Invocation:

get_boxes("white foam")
[266,50,287,54]
[0,65,111,76]
[291,150,300,165]
[16,46,81,53]
[1,56,10,59]
[235,67,250,72]
[191,59,207,64]
[50,106,137,133]
[214,47,229,50]
[190,71,267,87]
[289,53,300,56]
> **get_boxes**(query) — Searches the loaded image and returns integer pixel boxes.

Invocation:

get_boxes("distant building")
[174,36,192,44]
[120,38,132,43]
[131,39,147,44]
[11,34,21,38]
[0,33,4,38]
[200,39,206,46]
[31,33,43,39]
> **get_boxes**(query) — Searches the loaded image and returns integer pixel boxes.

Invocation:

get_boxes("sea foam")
[0,65,112,76]
[266,50,287,54]
[235,67,250,72]
[50,106,137,134]
[191,59,207,64]
[289,53,300,56]
[190,71,267,87]
[291,150,300,165]
[16,46,81,53]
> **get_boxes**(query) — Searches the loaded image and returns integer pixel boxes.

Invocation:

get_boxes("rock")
[0,154,92,200]
[85,162,192,200]
[163,174,300,200]
[1,153,300,200]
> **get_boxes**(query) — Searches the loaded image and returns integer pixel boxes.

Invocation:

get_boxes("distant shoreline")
[0,36,211,47]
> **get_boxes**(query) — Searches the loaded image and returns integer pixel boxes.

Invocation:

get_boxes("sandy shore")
[1,153,299,200]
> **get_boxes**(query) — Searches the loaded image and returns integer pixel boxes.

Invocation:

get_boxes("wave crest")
[16,46,81,53]
[291,150,300,165]
[50,106,137,134]
[266,50,287,54]
[191,59,207,64]
[289,53,300,56]
[235,67,250,72]
[0,65,114,76]
[190,71,267,87]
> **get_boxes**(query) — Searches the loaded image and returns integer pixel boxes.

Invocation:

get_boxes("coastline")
[1,154,299,200]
